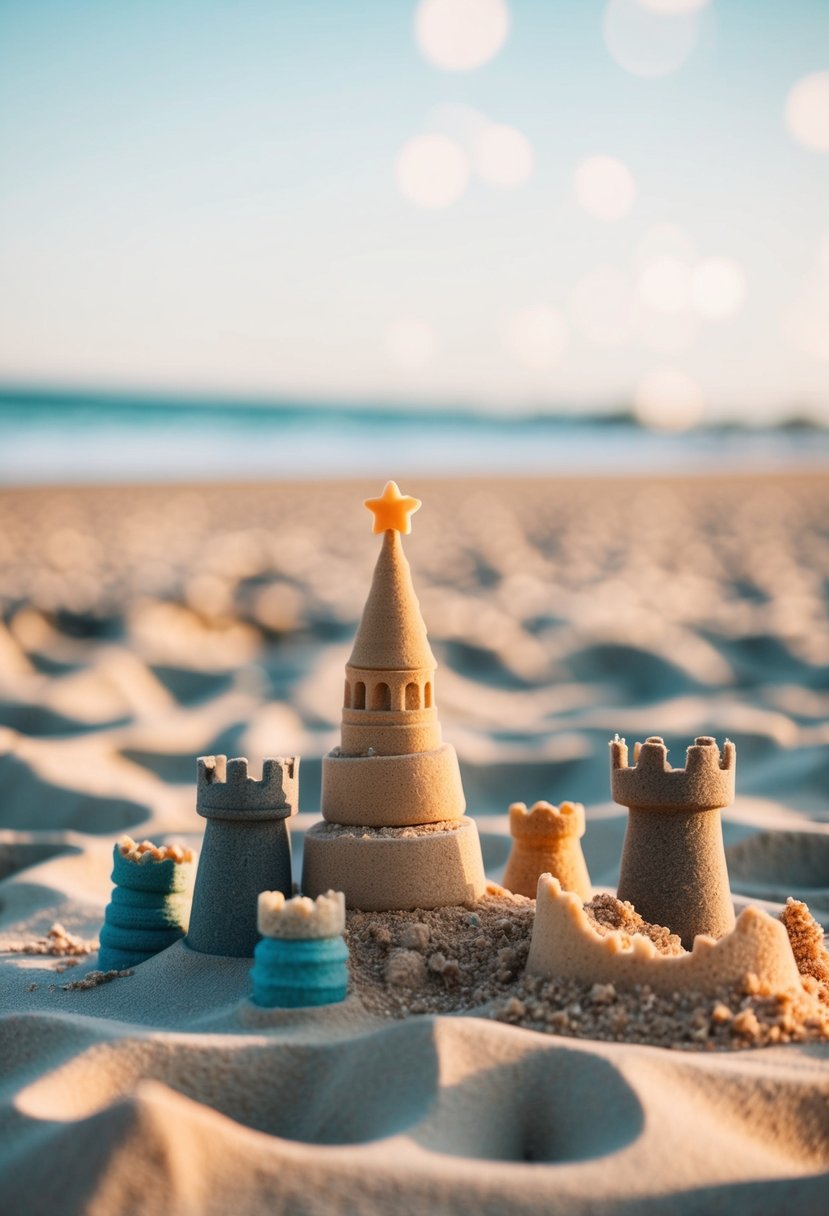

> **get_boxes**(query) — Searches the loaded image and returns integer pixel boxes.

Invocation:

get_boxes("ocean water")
[1,390,828,484]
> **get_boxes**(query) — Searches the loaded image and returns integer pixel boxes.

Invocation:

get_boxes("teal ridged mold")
[98,844,190,971]
[251,936,349,1008]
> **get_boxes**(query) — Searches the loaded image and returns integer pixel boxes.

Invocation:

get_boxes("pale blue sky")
[1,0,828,420]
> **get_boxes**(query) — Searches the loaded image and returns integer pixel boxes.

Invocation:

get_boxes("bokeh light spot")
[634,367,704,430]
[634,310,699,355]
[818,231,829,269]
[638,0,711,13]
[573,155,636,222]
[503,306,569,370]
[472,123,534,187]
[785,72,829,153]
[691,258,747,320]
[570,267,634,348]
[784,271,829,361]
[385,319,439,370]
[603,0,699,78]
[415,0,510,72]
[395,134,470,209]
[638,255,693,314]
[636,223,696,269]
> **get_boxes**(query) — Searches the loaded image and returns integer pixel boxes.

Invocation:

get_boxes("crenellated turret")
[501,800,592,901]
[610,734,736,948]
[610,734,735,812]
[187,754,299,957]
[196,755,298,816]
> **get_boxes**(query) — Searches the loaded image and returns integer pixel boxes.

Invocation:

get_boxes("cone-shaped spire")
[348,529,436,670]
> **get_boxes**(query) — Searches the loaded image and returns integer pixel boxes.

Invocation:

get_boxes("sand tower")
[502,800,591,901]
[301,481,486,910]
[610,734,736,948]
[187,754,298,957]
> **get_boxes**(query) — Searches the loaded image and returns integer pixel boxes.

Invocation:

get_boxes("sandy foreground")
[1,472,828,1214]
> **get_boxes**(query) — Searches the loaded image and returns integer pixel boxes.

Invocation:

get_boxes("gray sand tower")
[610,734,735,948]
[302,481,486,911]
[187,754,298,957]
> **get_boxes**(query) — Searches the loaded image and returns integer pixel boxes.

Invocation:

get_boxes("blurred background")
[0,3,828,876]
[1,0,829,480]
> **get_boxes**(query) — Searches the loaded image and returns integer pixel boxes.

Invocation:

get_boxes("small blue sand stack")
[251,889,348,1008]
[98,837,193,971]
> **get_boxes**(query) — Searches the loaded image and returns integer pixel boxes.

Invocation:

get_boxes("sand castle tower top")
[348,481,435,672]
[341,482,439,754]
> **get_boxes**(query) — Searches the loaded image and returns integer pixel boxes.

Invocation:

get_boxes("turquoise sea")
[1,388,828,484]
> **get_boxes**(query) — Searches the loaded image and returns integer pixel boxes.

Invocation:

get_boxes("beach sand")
[1,472,829,1214]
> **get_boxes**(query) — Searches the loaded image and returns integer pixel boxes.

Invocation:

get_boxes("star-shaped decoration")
[364,481,422,535]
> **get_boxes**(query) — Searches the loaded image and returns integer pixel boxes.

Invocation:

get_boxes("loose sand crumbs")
[345,887,829,1050]
[315,819,465,839]
[56,968,134,991]
[0,922,98,958]
[118,836,193,864]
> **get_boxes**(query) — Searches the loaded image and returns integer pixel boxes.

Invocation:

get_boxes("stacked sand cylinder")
[187,755,298,957]
[99,837,192,971]
[611,734,736,949]
[502,800,592,901]
[251,889,348,1007]
[302,482,486,911]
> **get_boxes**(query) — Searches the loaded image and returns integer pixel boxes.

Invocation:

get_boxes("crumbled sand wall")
[346,888,829,1049]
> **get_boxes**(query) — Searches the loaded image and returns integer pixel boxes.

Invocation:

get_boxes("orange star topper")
[364,481,422,535]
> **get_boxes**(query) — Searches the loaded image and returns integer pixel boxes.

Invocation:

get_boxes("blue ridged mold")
[251,936,349,1008]
[98,844,190,971]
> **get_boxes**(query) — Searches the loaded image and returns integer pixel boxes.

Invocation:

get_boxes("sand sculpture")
[611,734,736,949]
[526,874,802,996]
[251,889,349,1007]
[99,837,192,971]
[502,800,591,900]
[302,481,486,910]
[187,754,299,957]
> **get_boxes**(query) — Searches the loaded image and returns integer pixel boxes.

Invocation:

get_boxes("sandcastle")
[168,489,811,1019]
[611,734,736,948]
[251,889,348,1007]
[187,754,299,957]
[524,733,806,997]
[502,800,591,901]
[99,837,192,971]
[301,481,486,910]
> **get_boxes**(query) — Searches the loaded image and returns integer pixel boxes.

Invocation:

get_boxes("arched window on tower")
[371,682,391,711]
[405,682,420,710]
[354,681,366,709]
[424,681,433,708]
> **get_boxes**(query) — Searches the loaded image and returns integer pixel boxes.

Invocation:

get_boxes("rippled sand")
[1,472,828,1214]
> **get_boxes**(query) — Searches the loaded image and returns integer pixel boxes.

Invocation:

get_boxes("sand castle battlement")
[502,800,592,900]
[196,755,298,818]
[611,734,735,811]
[611,733,736,947]
[508,800,585,839]
[117,836,193,865]
[258,889,346,940]
[527,875,802,997]
[188,754,298,956]
[252,889,349,1007]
